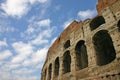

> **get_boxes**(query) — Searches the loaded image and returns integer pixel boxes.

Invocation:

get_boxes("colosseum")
[41,0,120,80]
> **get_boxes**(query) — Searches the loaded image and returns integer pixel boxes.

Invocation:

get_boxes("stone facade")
[41,0,120,80]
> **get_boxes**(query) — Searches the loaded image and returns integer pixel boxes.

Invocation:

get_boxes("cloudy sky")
[0,0,97,80]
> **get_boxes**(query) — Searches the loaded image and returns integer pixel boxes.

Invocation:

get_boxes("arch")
[54,57,59,77]
[64,40,70,49]
[75,40,88,70]
[93,30,116,66]
[48,64,52,80]
[63,51,71,74]
[117,20,120,30]
[90,16,105,30]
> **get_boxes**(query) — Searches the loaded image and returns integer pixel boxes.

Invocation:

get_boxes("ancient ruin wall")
[41,0,120,80]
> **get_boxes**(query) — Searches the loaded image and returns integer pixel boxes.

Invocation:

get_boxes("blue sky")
[0,0,97,80]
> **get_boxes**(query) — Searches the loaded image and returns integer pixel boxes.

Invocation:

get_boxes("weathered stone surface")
[41,0,120,80]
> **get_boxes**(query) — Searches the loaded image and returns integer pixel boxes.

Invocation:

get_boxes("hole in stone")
[117,20,120,31]
[75,40,88,70]
[64,40,70,49]
[54,57,59,77]
[90,16,105,30]
[48,63,52,80]
[93,30,116,66]
[63,51,71,74]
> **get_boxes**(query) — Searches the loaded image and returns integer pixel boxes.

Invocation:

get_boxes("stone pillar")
[70,48,77,80]
[59,56,64,76]
[86,39,97,67]
[46,67,48,80]
[51,62,55,80]
[70,48,77,72]
[85,39,98,77]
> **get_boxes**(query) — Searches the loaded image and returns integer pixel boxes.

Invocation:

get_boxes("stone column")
[70,48,77,80]
[85,39,98,76]
[59,56,64,76]
[51,62,55,80]
[46,67,48,80]
[86,39,97,67]
[70,48,77,72]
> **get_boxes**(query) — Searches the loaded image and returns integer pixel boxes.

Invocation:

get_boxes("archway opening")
[54,57,59,77]
[93,30,116,66]
[117,20,120,30]
[64,40,70,49]
[48,64,52,80]
[63,51,71,74]
[75,40,88,70]
[90,16,105,30]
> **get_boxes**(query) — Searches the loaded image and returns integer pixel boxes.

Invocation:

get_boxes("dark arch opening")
[93,30,116,66]
[63,51,71,74]
[48,64,52,80]
[90,16,105,30]
[64,40,70,49]
[54,57,59,77]
[75,40,88,70]
[117,20,120,30]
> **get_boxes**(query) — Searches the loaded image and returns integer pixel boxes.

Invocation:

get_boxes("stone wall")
[41,0,120,80]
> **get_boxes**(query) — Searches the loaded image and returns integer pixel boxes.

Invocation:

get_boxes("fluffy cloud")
[0,70,39,80]
[21,19,53,46]
[32,48,47,63]
[0,50,12,60]
[0,71,13,80]
[0,39,8,47]
[26,19,51,35]
[51,37,57,45]
[0,0,49,18]
[1,0,29,18]
[63,19,73,29]
[78,9,97,20]
[11,41,34,63]
[22,47,48,67]
[29,0,48,4]
[0,26,15,34]
[31,28,52,45]
[37,19,51,27]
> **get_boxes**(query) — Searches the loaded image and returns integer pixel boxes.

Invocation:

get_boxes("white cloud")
[0,0,49,18]
[32,48,47,64]
[12,68,35,75]
[0,26,15,34]
[0,39,8,47]
[51,37,57,45]
[11,41,34,63]
[22,19,51,40]
[14,75,38,80]
[37,19,51,27]
[31,28,52,45]
[21,19,53,46]
[0,50,12,60]
[29,0,48,4]
[1,0,29,18]
[78,9,97,20]
[63,19,73,29]
[8,63,20,69]
[0,69,38,80]
[22,47,48,68]
[0,71,13,80]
